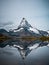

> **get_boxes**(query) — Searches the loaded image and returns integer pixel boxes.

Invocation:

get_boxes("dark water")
[0,40,49,65]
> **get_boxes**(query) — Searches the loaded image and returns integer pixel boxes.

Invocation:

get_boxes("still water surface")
[0,40,49,65]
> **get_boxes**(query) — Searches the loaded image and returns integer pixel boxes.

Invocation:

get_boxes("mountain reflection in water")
[0,40,49,65]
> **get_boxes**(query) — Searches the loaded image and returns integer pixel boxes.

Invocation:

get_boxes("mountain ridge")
[0,18,49,37]
[9,18,49,37]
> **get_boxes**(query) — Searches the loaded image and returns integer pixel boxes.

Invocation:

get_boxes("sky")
[0,0,49,31]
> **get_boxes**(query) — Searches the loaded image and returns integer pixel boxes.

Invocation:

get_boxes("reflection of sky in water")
[0,45,49,65]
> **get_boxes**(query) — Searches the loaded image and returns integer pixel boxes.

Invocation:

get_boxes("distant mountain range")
[0,18,49,37]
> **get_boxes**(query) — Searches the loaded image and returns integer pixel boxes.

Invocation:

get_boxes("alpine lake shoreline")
[0,35,49,42]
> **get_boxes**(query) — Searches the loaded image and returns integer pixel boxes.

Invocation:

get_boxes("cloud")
[0,21,13,27]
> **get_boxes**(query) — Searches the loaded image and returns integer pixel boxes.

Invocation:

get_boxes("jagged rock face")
[0,18,49,37]
[9,18,49,37]
[18,18,32,29]
[11,18,40,37]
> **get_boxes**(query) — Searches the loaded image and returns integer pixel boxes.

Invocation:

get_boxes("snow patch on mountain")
[18,18,32,28]
[9,18,49,37]
[28,27,40,34]
[13,28,23,32]
[47,30,49,34]
[17,18,40,34]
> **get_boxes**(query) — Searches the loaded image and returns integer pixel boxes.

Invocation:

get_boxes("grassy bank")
[0,35,49,42]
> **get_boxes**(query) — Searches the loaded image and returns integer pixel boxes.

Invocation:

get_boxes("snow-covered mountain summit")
[13,18,40,35]
[9,18,49,37]
[18,18,32,29]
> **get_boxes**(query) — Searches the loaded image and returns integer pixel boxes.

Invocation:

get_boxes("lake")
[0,40,49,65]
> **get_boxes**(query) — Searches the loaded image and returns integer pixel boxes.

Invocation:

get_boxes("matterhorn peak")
[18,18,32,29]
[21,18,26,23]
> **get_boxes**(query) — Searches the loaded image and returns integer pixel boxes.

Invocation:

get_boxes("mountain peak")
[20,18,27,25]
[18,18,32,29]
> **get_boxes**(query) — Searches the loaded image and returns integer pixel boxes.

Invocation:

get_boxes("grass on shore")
[0,35,49,42]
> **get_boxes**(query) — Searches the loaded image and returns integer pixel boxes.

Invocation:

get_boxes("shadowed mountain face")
[8,18,49,37]
[0,18,49,37]
[18,18,32,28]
